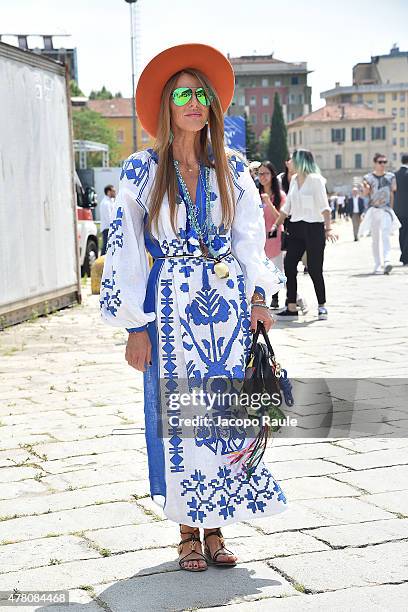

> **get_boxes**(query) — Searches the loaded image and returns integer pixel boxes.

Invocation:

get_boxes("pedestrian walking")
[100,185,116,255]
[394,154,408,265]
[336,194,346,219]
[249,160,261,188]
[271,149,337,320]
[100,44,287,573]
[359,153,401,274]
[258,160,286,309]
[345,187,365,241]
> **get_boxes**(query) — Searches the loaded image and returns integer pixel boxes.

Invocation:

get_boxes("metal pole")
[129,1,138,152]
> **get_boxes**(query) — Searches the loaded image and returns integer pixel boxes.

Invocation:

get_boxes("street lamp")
[125,0,138,152]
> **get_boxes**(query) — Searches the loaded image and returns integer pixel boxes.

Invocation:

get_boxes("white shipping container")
[0,42,80,327]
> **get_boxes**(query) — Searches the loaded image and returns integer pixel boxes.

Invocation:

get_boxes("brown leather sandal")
[178,528,208,572]
[203,528,237,567]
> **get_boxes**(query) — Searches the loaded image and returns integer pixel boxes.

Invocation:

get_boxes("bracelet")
[251,303,270,310]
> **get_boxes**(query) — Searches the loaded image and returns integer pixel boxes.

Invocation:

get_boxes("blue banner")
[224,116,246,156]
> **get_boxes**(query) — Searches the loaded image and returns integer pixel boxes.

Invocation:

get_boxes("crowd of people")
[249,150,408,317]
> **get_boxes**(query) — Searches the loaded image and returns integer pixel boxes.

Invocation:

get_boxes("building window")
[289,93,296,103]
[116,129,125,144]
[378,108,385,114]
[331,128,345,142]
[288,132,291,146]
[355,153,362,169]
[351,127,365,141]
[392,108,397,116]
[239,95,245,106]
[401,123,406,132]
[293,132,297,146]
[393,137,397,145]
[298,94,303,104]
[378,93,385,103]
[393,152,397,161]
[262,96,269,106]
[393,123,397,131]
[392,92,398,101]
[249,95,257,106]
[401,92,406,102]
[251,114,257,125]
[290,112,295,120]
[400,108,406,117]
[263,113,269,125]
[141,129,149,143]
[250,80,256,88]
[275,80,281,87]
[357,94,363,104]
[366,100,373,108]
[291,76,299,85]
[261,78,269,87]
[371,126,386,140]
[335,154,342,169]
[401,137,406,147]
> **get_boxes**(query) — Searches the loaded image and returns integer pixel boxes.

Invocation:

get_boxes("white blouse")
[281,173,331,223]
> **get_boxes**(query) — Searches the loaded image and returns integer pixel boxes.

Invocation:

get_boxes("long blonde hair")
[147,69,235,236]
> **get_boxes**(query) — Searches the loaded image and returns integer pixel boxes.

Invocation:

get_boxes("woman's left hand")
[325,228,338,242]
[250,305,275,333]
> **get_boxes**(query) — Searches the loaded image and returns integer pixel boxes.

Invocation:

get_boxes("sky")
[2,0,408,109]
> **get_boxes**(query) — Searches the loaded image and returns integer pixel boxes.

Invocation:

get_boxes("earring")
[169,129,174,144]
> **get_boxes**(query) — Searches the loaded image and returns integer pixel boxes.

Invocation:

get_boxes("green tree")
[89,85,114,100]
[114,92,123,98]
[267,92,289,172]
[258,128,270,160]
[69,80,84,97]
[244,113,260,161]
[72,108,120,166]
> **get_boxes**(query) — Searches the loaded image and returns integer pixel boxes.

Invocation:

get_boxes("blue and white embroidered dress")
[100,148,288,527]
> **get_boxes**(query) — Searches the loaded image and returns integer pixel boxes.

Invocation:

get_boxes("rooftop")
[87,98,133,118]
[288,103,392,126]
[321,82,408,98]
[230,53,309,75]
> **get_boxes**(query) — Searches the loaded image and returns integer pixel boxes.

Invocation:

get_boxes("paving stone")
[264,441,355,462]
[248,497,393,534]
[94,561,299,611]
[359,490,408,515]
[266,458,348,480]
[0,481,148,518]
[0,535,99,574]
[39,450,147,475]
[0,502,152,543]
[303,517,408,547]
[39,463,147,491]
[198,583,408,611]
[0,466,40,483]
[0,547,178,591]
[279,475,360,500]
[333,465,408,493]
[33,435,146,461]
[334,438,408,453]
[323,447,408,470]
[270,540,408,591]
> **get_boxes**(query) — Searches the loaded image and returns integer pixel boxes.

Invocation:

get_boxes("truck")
[74,174,99,277]
[0,41,81,328]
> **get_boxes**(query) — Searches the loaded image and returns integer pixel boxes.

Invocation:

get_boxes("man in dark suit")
[345,187,365,241]
[394,154,408,265]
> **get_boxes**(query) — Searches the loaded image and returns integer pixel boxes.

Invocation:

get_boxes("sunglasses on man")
[376,160,388,164]
[171,87,214,107]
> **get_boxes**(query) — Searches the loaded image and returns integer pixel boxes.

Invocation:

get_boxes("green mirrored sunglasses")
[171,87,214,107]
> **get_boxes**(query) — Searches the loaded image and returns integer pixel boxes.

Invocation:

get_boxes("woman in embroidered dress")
[100,44,287,572]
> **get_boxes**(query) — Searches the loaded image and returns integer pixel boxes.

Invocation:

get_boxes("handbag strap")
[250,321,276,360]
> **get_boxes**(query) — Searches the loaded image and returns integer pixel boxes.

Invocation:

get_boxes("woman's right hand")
[125,330,152,372]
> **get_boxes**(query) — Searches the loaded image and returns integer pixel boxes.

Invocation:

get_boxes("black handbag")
[228,322,294,478]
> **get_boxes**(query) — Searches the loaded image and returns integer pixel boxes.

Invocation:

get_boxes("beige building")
[321,46,408,166]
[287,104,393,192]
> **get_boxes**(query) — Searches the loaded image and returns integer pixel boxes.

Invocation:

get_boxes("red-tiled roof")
[87,98,134,117]
[288,103,392,125]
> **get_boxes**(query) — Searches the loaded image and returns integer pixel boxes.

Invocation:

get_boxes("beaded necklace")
[173,160,217,258]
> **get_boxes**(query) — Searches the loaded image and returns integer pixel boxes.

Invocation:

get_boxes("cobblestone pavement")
[1,219,408,611]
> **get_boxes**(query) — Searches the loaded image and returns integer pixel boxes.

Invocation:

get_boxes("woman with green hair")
[271,149,337,320]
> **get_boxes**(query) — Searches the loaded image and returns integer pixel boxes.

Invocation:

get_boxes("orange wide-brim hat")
[135,43,235,138]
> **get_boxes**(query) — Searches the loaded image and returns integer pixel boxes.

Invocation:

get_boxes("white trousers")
[370,208,392,268]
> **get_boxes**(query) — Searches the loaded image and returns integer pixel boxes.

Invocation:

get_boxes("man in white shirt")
[100,184,116,255]
[345,187,364,241]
